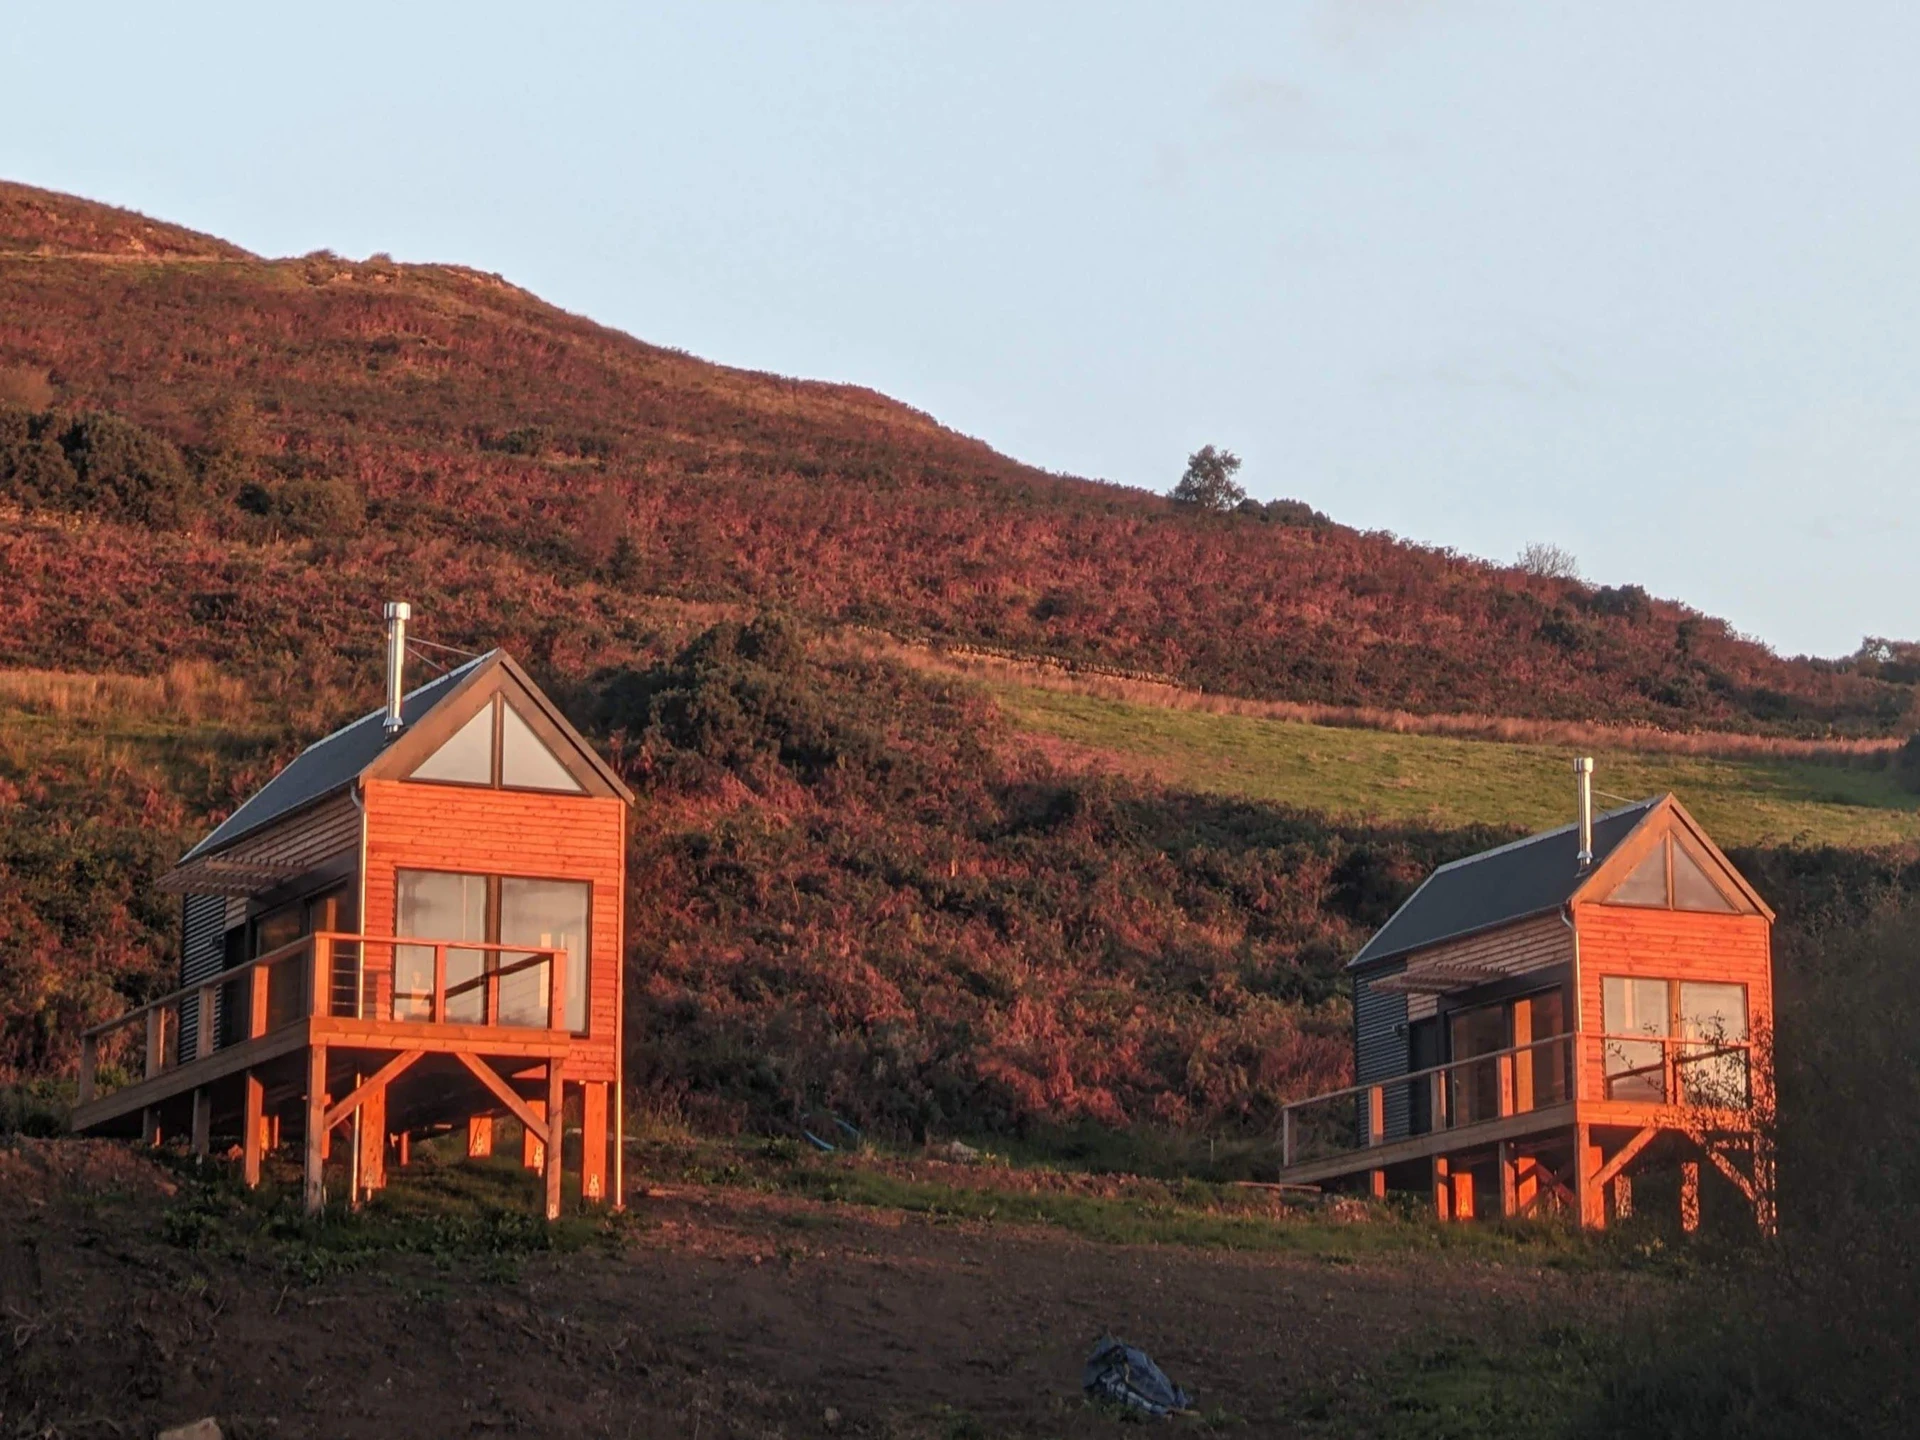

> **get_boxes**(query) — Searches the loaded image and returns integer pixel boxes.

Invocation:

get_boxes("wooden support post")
[242,1071,264,1188]
[249,965,270,1039]
[79,1035,98,1104]
[582,1082,608,1205]
[1432,1155,1452,1221]
[1497,1055,1514,1119]
[191,1088,211,1161]
[544,1060,564,1222]
[522,1101,546,1171]
[1452,1168,1475,1221]
[1368,1169,1387,1201]
[1281,1108,1296,1169]
[1680,1160,1701,1234]
[1511,999,1534,1113]
[1572,1123,1599,1230]
[320,1094,333,1161]
[1430,1072,1447,1132]
[1366,1085,1384,1147]
[146,1007,165,1079]
[467,1115,494,1159]
[1498,1141,1518,1218]
[1753,1133,1777,1238]
[142,1107,161,1149]
[396,1131,411,1167]
[304,1044,327,1215]
[1611,1174,1633,1221]
[358,1084,388,1195]
[1515,1154,1540,1213]
[197,985,217,1059]
[1583,1131,1606,1231]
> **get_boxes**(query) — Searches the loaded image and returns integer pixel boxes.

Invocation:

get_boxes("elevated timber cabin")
[70,604,633,1218]
[1277,760,1775,1232]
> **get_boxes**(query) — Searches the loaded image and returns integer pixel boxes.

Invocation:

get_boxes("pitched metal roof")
[179,653,493,862]
[1347,798,1661,971]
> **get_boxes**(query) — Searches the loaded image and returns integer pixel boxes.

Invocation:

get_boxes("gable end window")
[1601,835,1744,914]
[407,694,586,794]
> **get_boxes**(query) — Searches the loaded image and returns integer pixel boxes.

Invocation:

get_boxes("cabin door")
[1448,1005,1508,1125]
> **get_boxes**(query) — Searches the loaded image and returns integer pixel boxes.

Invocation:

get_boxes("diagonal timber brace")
[322,1050,424,1132]
[1590,1126,1659,1193]
[454,1052,552,1147]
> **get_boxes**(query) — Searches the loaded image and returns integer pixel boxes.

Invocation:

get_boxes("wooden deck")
[1272,1030,1771,1229]
[69,931,605,1217]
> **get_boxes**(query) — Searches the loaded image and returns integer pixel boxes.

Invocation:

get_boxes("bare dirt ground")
[0,1140,1647,1439]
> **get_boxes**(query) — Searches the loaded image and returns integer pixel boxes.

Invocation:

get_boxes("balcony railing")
[77,931,567,1106]
[1281,1033,1576,1169]
[1278,1030,1757,1172]
[1598,1031,1753,1110]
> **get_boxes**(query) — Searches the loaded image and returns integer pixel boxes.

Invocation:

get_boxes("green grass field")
[994,684,1920,848]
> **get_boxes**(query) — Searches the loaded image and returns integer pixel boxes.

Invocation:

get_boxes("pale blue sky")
[5,3,1916,658]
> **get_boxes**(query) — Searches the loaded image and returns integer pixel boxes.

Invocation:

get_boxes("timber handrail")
[76,931,571,1106]
[1279,1032,1577,1169]
[1596,1031,1753,1107]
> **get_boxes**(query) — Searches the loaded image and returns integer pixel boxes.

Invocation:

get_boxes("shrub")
[56,411,198,527]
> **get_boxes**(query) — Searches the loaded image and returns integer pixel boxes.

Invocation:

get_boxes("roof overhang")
[154,852,312,897]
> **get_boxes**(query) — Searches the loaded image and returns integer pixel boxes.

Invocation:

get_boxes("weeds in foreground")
[152,1138,636,1285]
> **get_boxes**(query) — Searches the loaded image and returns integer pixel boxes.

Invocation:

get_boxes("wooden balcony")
[1275,1031,1758,1191]
[70,931,569,1137]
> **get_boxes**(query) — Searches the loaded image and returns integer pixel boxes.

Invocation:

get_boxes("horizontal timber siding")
[361,779,624,1083]
[1572,902,1773,1104]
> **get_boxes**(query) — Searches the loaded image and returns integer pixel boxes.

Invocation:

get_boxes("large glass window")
[1602,975,1671,1101]
[411,706,495,786]
[408,694,587,793]
[501,702,584,792]
[1678,981,1749,1106]
[390,868,590,1033]
[1602,976,1750,1106]
[394,870,488,1022]
[500,878,590,1032]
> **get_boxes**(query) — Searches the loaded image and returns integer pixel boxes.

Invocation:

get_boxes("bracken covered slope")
[1,179,1913,737]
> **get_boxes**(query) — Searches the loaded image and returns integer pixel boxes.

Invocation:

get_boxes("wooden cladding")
[361,779,624,1082]
[1572,903,1773,1105]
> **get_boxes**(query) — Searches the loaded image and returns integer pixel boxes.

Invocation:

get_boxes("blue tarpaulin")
[1082,1336,1192,1417]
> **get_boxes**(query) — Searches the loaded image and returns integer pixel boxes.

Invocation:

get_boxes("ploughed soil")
[0,1139,1647,1439]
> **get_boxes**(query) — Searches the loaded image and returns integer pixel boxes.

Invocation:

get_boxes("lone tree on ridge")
[1170,445,1246,512]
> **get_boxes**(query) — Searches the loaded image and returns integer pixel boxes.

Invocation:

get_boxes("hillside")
[6,179,1920,1143]
[3,178,1917,737]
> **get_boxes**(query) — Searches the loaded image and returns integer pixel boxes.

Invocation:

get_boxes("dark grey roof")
[180,653,492,862]
[1348,798,1660,970]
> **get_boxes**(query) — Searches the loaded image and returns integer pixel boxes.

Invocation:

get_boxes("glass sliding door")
[394,870,488,1022]
[1448,1004,1508,1125]
[499,878,590,1032]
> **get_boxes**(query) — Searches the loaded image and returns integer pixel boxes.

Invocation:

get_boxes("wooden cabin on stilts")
[1277,759,1776,1234]
[69,603,633,1219]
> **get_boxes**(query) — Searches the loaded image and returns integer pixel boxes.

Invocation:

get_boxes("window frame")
[390,864,593,1036]
[405,693,586,796]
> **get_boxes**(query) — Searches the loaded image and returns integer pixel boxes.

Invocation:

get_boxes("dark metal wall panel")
[1354,963,1411,1141]
[177,893,226,1060]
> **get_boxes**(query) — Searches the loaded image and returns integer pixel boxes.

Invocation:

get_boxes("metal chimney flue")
[1574,756,1595,869]
[383,601,411,737]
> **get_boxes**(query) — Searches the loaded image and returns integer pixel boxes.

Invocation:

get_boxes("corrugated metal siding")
[1354,963,1411,1141]
[177,893,227,1059]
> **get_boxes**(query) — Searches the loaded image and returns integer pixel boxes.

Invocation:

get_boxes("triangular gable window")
[1605,842,1669,907]
[1673,839,1740,913]
[501,701,583,792]
[409,705,494,786]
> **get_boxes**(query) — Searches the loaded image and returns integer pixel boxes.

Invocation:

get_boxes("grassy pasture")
[995,683,1920,848]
